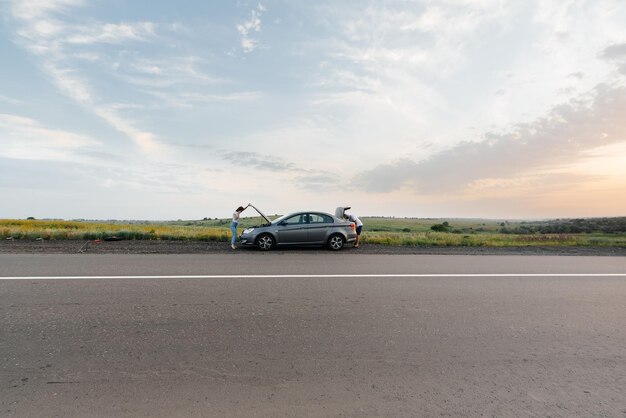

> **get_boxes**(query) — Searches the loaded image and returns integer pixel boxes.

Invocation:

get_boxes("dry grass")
[0,219,229,241]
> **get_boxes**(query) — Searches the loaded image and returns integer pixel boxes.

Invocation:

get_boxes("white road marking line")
[0,273,625,280]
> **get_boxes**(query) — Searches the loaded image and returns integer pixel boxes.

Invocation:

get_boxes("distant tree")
[431,223,449,232]
[26,217,35,220]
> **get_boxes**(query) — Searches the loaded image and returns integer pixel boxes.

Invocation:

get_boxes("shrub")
[430,223,449,232]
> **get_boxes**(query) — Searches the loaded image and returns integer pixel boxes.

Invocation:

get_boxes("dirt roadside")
[1,239,624,256]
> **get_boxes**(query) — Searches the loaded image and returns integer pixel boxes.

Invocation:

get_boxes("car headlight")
[243,228,255,234]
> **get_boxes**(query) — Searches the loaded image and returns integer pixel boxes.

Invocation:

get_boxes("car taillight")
[350,223,355,229]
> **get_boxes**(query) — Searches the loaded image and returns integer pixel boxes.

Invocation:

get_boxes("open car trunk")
[335,206,350,219]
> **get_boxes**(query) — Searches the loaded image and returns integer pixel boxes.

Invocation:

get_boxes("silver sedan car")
[239,206,357,251]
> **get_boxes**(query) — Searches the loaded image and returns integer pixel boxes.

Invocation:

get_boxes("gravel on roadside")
[1,239,624,256]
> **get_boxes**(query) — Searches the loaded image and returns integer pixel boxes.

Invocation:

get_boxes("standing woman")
[231,205,248,249]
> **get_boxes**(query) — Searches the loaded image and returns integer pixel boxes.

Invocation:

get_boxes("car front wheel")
[256,234,275,251]
[327,234,345,251]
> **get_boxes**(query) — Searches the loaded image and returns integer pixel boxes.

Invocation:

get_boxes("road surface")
[1,254,625,417]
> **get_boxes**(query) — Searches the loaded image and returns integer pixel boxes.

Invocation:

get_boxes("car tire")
[256,234,275,251]
[327,234,345,251]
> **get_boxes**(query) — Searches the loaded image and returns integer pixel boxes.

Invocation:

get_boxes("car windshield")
[271,214,290,224]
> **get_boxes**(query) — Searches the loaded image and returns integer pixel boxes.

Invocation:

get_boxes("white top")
[232,212,240,222]
[347,213,363,227]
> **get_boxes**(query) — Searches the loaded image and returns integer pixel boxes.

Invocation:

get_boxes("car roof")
[286,211,334,216]
[278,211,345,221]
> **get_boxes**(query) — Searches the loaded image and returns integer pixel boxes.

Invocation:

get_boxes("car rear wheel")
[327,234,345,251]
[256,234,275,251]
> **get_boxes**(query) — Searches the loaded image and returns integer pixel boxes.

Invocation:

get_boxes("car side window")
[309,214,322,224]
[309,214,332,224]
[283,214,305,225]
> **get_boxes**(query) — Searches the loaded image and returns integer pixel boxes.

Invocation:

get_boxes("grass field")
[2,217,625,247]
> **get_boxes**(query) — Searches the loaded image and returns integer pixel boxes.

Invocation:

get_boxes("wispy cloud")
[144,90,260,108]
[10,0,84,21]
[220,151,300,172]
[8,0,162,151]
[236,3,265,53]
[114,56,226,92]
[64,22,156,45]
[0,94,22,104]
[293,174,341,192]
[326,1,507,74]
[0,113,101,161]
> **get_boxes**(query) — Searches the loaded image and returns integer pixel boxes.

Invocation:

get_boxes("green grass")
[1,218,625,247]
[360,231,625,247]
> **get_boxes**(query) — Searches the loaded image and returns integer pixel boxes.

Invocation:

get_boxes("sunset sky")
[1,0,625,220]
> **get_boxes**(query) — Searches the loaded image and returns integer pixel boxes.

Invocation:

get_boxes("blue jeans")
[230,221,238,245]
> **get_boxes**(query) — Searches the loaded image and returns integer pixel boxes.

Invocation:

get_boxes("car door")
[305,213,334,243]
[276,214,308,244]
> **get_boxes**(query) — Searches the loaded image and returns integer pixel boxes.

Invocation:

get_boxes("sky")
[0,0,625,220]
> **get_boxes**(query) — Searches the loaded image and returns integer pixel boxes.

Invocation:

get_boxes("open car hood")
[248,204,272,225]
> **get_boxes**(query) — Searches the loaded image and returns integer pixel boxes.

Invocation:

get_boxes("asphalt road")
[1,254,625,417]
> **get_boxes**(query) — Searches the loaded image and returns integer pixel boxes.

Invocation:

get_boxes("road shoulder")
[1,239,624,256]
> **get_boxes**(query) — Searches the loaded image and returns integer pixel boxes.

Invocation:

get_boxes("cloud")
[43,63,94,104]
[312,0,625,161]
[221,151,300,172]
[303,1,518,164]
[11,1,155,46]
[7,0,264,155]
[219,151,342,192]
[64,22,156,45]
[41,62,161,151]
[600,42,626,75]
[352,83,626,194]
[127,56,220,83]
[236,4,265,53]
[0,156,90,192]
[0,113,101,161]
[327,1,507,73]
[143,90,260,108]
[93,106,160,151]
[0,94,22,104]
[10,0,84,21]
[109,56,256,108]
[600,43,626,60]
[8,1,162,152]
[293,174,341,192]
[72,149,125,162]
